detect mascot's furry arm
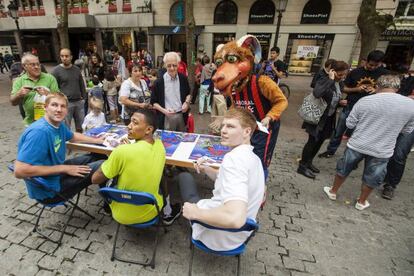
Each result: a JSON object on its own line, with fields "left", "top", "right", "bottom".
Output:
{"left": 258, "top": 75, "right": 288, "bottom": 121}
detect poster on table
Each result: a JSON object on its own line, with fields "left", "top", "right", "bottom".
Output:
{"left": 297, "top": 46, "right": 319, "bottom": 59}
{"left": 189, "top": 134, "right": 231, "bottom": 163}
{"left": 155, "top": 130, "right": 198, "bottom": 157}
{"left": 84, "top": 126, "right": 231, "bottom": 163}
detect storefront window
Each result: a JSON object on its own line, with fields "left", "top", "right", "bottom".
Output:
{"left": 170, "top": 1, "right": 185, "bottom": 25}
{"left": 213, "top": 33, "right": 236, "bottom": 54}
{"left": 285, "top": 34, "right": 334, "bottom": 75}
{"left": 214, "top": 1, "right": 238, "bottom": 24}
{"left": 135, "top": 31, "right": 148, "bottom": 52}
{"left": 249, "top": 0, "right": 275, "bottom": 24}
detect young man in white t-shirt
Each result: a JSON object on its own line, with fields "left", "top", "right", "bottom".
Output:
{"left": 179, "top": 108, "right": 265, "bottom": 251}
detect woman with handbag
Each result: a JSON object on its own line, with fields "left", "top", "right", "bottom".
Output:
{"left": 119, "top": 64, "right": 152, "bottom": 125}
{"left": 297, "top": 61, "right": 349, "bottom": 179}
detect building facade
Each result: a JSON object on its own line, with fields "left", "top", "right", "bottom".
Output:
{"left": 0, "top": 0, "right": 412, "bottom": 74}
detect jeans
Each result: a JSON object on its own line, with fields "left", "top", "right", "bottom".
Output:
{"left": 384, "top": 130, "right": 414, "bottom": 188}
{"left": 336, "top": 147, "right": 389, "bottom": 189}
{"left": 199, "top": 84, "right": 211, "bottom": 114}
{"left": 326, "top": 108, "right": 351, "bottom": 154}
{"left": 65, "top": 100, "right": 85, "bottom": 132}
{"left": 178, "top": 172, "right": 200, "bottom": 203}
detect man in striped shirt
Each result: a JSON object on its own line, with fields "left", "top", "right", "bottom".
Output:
{"left": 323, "top": 75, "right": 414, "bottom": 211}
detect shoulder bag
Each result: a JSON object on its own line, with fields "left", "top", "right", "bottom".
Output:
{"left": 297, "top": 93, "right": 327, "bottom": 125}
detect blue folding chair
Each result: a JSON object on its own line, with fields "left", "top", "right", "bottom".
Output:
{"left": 99, "top": 187, "right": 163, "bottom": 268}
{"left": 188, "top": 218, "right": 259, "bottom": 276}
{"left": 7, "top": 164, "right": 95, "bottom": 246}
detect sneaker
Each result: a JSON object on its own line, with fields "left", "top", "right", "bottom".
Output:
{"left": 318, "top": 151, "right": 334, "bottom": 158}
{"left": 162, "top": 203, "right": 182, "bottom": 225}
{"left": 355, "top": 200, "right": 370, "bottom": 211}
{"left": 382, "top": 186, "right": 394, "bottom": 200}
{"left": 323, "top": 186, "right": 336, "bottom": 200}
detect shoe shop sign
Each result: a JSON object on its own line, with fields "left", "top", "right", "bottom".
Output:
{"left": 301, "top": 0, "right": 331, "bottom": 24}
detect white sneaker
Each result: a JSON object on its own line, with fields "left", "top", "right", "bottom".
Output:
{"left": 323, "top": 186, "right": 336, "bottom": 200}
{"left": 355, "top": 200, "right": 370, "bottom": 211}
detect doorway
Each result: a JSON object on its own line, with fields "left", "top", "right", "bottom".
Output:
{"left": 384, "top": 43, "right": 414, "bottom": 73}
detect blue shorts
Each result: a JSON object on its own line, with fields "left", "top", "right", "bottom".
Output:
{"left": 336, "top": 147, "right": 389, "bottom": 188}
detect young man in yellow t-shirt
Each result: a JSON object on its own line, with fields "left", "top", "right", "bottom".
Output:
{"left": 92, "top": 109, "right": 181, "bottom": 224}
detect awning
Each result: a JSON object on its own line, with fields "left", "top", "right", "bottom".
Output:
{"left": 148, "top": 26, "right": 204, "bottom": 35}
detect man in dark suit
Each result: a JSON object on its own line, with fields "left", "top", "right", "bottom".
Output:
{"left": 151, "top": 52, "right": 191, "bottom": 131}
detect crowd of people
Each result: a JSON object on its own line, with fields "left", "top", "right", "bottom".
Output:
{"left": 6, "top": 39, "right": 414, "bottom": 256}
{"left": 296, "top": 50, "right": 414, "bottom": 209}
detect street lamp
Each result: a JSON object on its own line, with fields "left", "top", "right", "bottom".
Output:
{"left": 7, "top": 0, "right": 23, "bottom": 57}
{"left": 274, "top": 0, "right": 288, "bottom": 47}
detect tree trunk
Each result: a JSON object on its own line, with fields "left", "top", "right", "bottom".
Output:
{"left": 185, "top": 0, "right": 195, "bottom": 92}
{"left": 357, "top": 0, "right": 393, "bottom": 61}
{"left": 57, "top": 0, "right": 70, "bottom": 49}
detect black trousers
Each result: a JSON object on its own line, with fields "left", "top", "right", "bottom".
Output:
{"left": 301, "top": 134, "right": 326, "bottom": 165}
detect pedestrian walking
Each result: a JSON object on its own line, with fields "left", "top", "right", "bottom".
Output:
{"left": 297, "top": 61, "right": 349, "bottom": 179}
{"left": 52, "top": 48, "right": 87, "bottom": 133}
{"left": 4, "top": 51, "right": 14, "bottom": 70}
{"left": 191, "top": 58, "right": 203, "bottom": 104}
{"left": 119, "top": 64, "right": 152, "bottom": 125}
{"left": 151, "top": 52, "right": 191, "bottom": 132}
{"left": 110, "top": 46, "right": 127, "bottom": 81}
{"left": 0, "top": 53, "right": 5, "bottom": 73}
{"left": 323, "top": 75, "right": 414, "bottom": 211}
{"left": 10, "top": 53, "right": 59, "bottom": 126}
{"left": 198, "top": 56, "right": 216, "bottom": 114}
{"left": 103, "top": 70, "right": 121, "bottom": 123}
{"left": 382, "top": 74, "right": 414, "bottom": 199}
{"left": 318, "top": 50, "right": 389, "bottom": 158}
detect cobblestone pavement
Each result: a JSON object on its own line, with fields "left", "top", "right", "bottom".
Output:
{"left": 0, "top": 71, "right": 413, "bottom": 275}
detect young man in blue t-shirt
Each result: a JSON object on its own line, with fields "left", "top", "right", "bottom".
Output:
{"left": 14, "top": 92, "right": 105, "bottom": 204}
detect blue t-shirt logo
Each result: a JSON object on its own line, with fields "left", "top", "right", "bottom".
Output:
{"left": 54, "top": 136, "right": 62, "bottom": 153}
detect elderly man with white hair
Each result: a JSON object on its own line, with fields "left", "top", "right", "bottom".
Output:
{"left": 10, "top": 53, "right": 59, "bottom": 126}
{"left": 323, "top": 74, "right": 414, "bottom": 211}
{"left": 151, "top": 51, "right": 191, "bottom": 131}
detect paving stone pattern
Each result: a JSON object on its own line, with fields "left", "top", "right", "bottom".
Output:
{"left": 0, "top": 74, "right": 413, "bottom": 275}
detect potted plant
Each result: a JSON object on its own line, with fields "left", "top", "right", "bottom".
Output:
{"left": 80, "top": 1, "right": 88, "bottom": 13}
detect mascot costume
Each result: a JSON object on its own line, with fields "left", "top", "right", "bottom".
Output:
{"left": 212, "top": 35, "right": 288, "bottom": 179}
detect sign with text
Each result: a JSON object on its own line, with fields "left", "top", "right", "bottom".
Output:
{"left": 289, "top": 33, "right": 335, "bottom": 40}
{"left": 297, "top": 46, "right": 319, "bottom": 58}
{"left": 301, "top": 0, "right": 331, "bottom": 24}
{"left": 249, "top": 0, "right": 275, "bottom": 24}
{"left": 380, "top": 29, "right": 414, "bottom": 41}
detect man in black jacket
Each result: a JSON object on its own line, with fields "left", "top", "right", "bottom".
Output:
{"left": 151, "top": 52, "right": 191, "bottom": 131}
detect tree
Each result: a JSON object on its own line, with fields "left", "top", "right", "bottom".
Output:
{"left": 185, "top": 0, "right": 195, "bottom": 91}
{"left": 56, "top": 0, "right": 70, "bottom": 49}
{"left": 357, "top": 0, "right": 394, "bottom": 61}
